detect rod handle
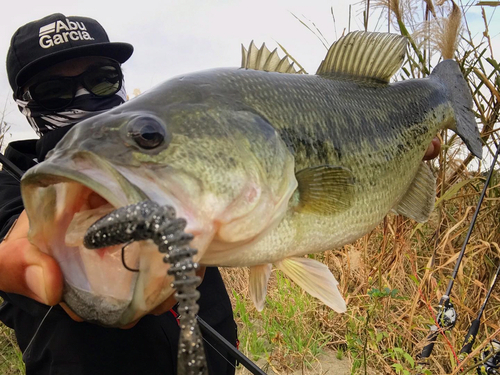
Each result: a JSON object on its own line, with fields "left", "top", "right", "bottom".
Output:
{"left": 419, "top": 330, "right": 439, "bottom": 361}
{"left": 460, "top": 319, "right": 481, "bottom": 357}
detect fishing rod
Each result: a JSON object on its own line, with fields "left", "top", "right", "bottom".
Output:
{"left": 197, "top": 315, "right": 266, "bottom": 375}
{"left": 0, "top": 150, "right": 266, "bottom": 375}
{"left": 418, "top": 141, "right": 500, "bottom": 366}
{"left": 459, "top": 259, "right": 500, "bottom": 360}
{"left": 0, "top": 151, "right": 23, "bottom": 181}
{"left": 456, "top": 260, "right": 500, "bottom": 375}
{"left": 477, "top": 340, "right": 500, "bottom": 374}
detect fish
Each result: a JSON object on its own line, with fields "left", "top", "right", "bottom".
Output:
{"left": 20, "top": 31, "right": 482, "bottom": 327}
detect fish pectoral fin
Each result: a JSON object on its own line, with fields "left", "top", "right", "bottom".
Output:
{"left": 316, "top": 31, "right": 407, "bottom": 84}
{"left": 295, "top": 165, "right": 355, "bottom": 215}
{"left": 394, "top": 162, "right": 436, "bottom": 223}
{"left": 276, "top": 257, "right": 346, "bottom": 313}
{"left": 249, "top": 264, "right": 273, "bottom": 312}
{"left": 241, "top": 41, "right": 305, "bottom": 74}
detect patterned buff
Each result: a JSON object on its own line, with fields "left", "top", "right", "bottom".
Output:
{"left": 15, "top": 85, "right": 127, "bottom": 137}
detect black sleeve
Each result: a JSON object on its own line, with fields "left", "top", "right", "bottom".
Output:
{"left": 0, "top": 170, "right": 24, "bottom": 240}
{"left": 0, "top": 153, "right": 237, "bottom": 375}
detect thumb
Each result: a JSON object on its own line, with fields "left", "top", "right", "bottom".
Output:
{"left": 0, "top": 214, "right": 63, "bottom": 305}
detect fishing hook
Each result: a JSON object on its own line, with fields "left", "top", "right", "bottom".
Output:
{"left": 0, "top": 153, "right": 264, "bottom": 375}
{"left": 121, "top": 241, "right": 140, "bottom": 272}
{"left": 84, "top": 201, "right": 208, "bottom": 375}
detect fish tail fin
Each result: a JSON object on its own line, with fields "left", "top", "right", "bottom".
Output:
{"left": 431, "top": 59, "right": 482, "bottom": 158}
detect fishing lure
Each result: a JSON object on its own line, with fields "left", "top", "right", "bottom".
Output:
{"left": 83, "top": 201, "right": 208, "bottom": 375}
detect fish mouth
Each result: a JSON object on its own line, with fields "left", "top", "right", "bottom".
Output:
{"left": 21, "top": 151, "right": 172, "bottom": 326}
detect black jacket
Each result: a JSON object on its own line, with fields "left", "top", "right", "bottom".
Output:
{"left": 0, "top": 126, "right": 237, "bottom": 375}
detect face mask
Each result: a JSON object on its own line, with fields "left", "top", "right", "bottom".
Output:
{"left": 15, "top": 86, "right": 127, "bottom": 137}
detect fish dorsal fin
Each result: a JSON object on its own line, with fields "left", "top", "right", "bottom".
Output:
{"left": 295, "top": 165, "right": 355, "bottom": 215}
{"left": 249, "top": 264, "right": 272, "bottom": 311}
{"left": 276, "top": 257, "right": 346, "bottom": 313}
{"left": 316, "top": 31, "right": 408, "bottom": 83}
{"left": 393, "top": 162, "right": 436, "bottom": 223}
{"left": 241, "top": 41, "right": 304, "bottom": 74}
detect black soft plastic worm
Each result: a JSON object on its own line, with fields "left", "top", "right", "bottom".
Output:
{"left": 83, "top": 201, "right": 208, "bottom": 375}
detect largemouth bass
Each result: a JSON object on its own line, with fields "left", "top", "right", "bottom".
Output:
{"left": 21, "top": 31, "right": 481, "bottom": 326}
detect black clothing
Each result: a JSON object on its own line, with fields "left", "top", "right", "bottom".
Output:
{"left": 0, "top": 130, "right": 237, "bottom": 375}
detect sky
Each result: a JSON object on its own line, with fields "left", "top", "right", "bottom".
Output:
{"left": 0, "top": 0, "right": 498, "bottom": 146}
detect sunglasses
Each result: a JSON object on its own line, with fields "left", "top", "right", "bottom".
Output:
{"left": 21, "top": 61, "right": 123, "bottom": 111}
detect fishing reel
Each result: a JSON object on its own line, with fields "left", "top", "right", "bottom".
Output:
{"left": 436, "top": 298, "right": 457, "bottom": 331}
{"left": 477, "top": 340, "right": 500, "bottom": 374}
{"left": 417, "top": 299, "right": 457, "bottom": 364}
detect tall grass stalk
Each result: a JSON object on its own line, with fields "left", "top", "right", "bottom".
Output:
{"left": 224, "top": 1, "right": 500, "bottom": 373}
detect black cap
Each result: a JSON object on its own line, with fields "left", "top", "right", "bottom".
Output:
{"left": 7, "top": 13, "right": 134, "bottom": 94}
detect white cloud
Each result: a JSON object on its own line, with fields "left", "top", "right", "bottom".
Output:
{"left": 1, "top": 0, "right": 497, "bottom": 144}
{"left": 1, "top": 0, "right": 348, "bottom": 142}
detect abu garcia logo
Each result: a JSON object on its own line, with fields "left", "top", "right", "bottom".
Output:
{"left": 39, "top": 19, "right": 94, "bottom": 49}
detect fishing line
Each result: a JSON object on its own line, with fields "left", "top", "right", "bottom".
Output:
{"left": 0, "top": 153, "right": 261, "bottom": 373}
{"left": 22, "top": 306, "right": 53, "bottom": 361}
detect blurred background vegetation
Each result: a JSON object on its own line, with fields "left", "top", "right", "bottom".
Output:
{"left": 227, "top": 0, "right": 499, "bottom": 373}
{"left": 0, "top": 0, "right": 498, "bottom": 374}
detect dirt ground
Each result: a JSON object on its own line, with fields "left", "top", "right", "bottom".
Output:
{"left": 235, "top": 349, "right": 353, "bottom": 375}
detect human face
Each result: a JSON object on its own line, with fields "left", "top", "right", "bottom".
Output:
{"left": 21, "top": 57, "right": 123, "bottom": 110}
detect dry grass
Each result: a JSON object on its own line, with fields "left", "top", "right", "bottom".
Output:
{"left": 222, "top": 177, "right": 500, "bottom": 374}
{"left": 0, "top": 300, "right": 24, "bottom": 375}
{"left": 0, "top": 1, "right": 498, "bottom": 374}
{"left": 222, "top": 1, "right": 500, "bottom": 374}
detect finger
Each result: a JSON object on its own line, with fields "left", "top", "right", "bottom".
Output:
{"left": 0, "top": 212, "right": 63, "bottom": 305}
{"left": 423, "top": 137, "right": 441, "bottom": 160}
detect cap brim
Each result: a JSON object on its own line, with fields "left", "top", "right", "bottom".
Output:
{"left": 16, "top": 42, "right": 133, "bottom": 88}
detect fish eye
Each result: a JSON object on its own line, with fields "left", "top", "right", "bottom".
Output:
{"left": 127, "top": 116, "right": 168, "bottom": 150}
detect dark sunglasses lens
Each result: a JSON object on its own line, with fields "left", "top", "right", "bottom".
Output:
{"left": 83, "top": 65, "right": 122, "bottom": 97}
{"left": 31, "top": 79, "right": 74, "bottom": 110}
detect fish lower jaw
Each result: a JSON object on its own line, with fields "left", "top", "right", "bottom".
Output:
{"left": 28, "top": 181, "right": 147, "bottom": 318}
{"left": 63, "top": 283, "right": 131, "bottom": 326}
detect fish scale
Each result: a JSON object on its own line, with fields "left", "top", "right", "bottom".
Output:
{"left": 21, "top": 31, "right": 481, "bottom": 326}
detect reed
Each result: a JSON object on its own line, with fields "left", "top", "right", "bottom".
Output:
{"left": 224, "top": 1, "right": 500, "bottom": 373}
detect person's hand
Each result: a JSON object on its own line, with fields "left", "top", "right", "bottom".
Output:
{"left": 0, "top": 210, "right": 63, "bottom": 305}
{"left": 423, "top": 137, "right": 441, "bottom": 160}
